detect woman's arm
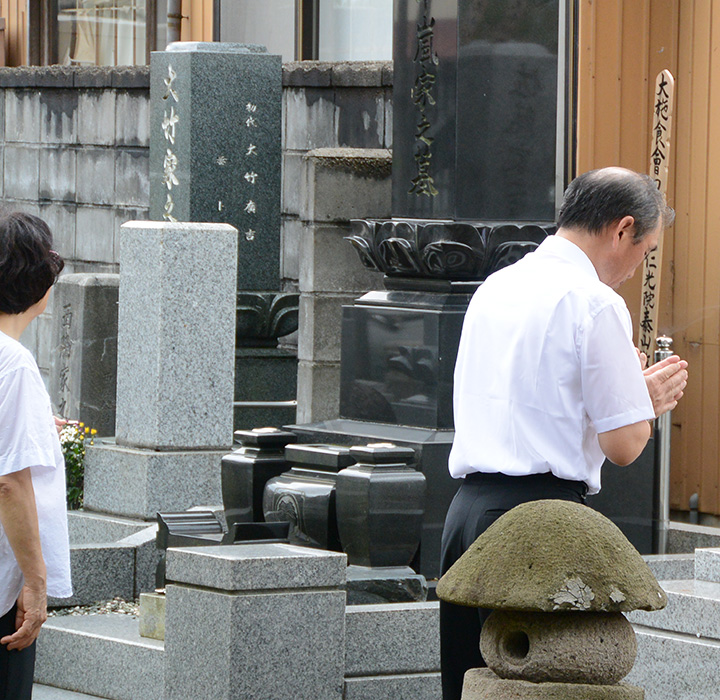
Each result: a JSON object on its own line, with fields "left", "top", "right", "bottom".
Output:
{"left": 0, "top": 466, "right": 47, "bottom": 651}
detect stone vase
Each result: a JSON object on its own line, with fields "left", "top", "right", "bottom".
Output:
{"left": 335, "top": 443, "right": 426, "bottom": 567}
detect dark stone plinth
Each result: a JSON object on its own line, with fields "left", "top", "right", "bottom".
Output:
{"left": 236, "top": 292, "right": 299, "bottom": 347}
{"left": 346, "top": 565, "right": 428, "bottom": 605}
{"left": 149, "top": 43, "right": 282, "bottom": 291}
{"left": 347, "top": 219, "right": 552, "bottom": 281}
{"left": 234, "top": 346, "right": 298, "bottom": 431}
{"left": 392, "top": 0, "right": 564, "bottom": 221}
{"left": 285, "top": 419, "right": 456, "bottom": 579}
{"left": 587, "top": 439, "right": 655, "bottom": 554}
{"left": 221, "top": 428, "right": 297, "bottom": 526}
{"left": 339, "top": 289, "right": 472, "bottom": 430}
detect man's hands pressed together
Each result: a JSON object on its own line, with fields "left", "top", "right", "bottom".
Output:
{"left": 643, "top": 354, "right": 689, "bottom": 417}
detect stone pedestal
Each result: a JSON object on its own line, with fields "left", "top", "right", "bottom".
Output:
{"left": 164, "top": 544, "right": 347, "bottom": 700}
{"left": 49, "top": 272, "right": 119, "bottom": 436}
{"left": 462, "top": 669, "right": 644, "bottom": 699}
{"left": 84, "top": 221, "right": 237, "bottom": 519}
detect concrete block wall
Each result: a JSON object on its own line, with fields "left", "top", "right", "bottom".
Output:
{"left": 0, "top": 66, "right": 150, "bottom": 385}
{"left": 0, "top": 62, "right": 393, "bottom": 405}
{"left": 281, "top": 61, "right": 392, "bottom": 288}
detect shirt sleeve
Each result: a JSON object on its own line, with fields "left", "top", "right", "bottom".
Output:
{"left": 579, "top": 301, "right": 655, "bottom": 434}
{"left": 0, "top": 366, "right": 58, "bottom": 477}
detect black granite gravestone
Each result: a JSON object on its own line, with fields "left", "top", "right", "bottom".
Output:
{"left": 289, "top": 2, "right": 570, "bottom": 579}
{"left": 149, "top": 43, "right": 282, "bottom": 291}
{"left": 393, "top": 0, "right": 564, "bottom": 221}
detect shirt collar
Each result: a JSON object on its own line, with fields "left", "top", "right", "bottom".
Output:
{"left": 536, "top": 234, "right": 600, "bottom": 281}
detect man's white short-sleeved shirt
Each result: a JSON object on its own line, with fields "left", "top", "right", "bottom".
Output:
{"left": 0, "top": 331, "right": 72, "bottom": 618}
{"left": 449, "top": 235, "right": 655, "bottom": 494}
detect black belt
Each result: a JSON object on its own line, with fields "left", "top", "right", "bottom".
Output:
{"left": 464, "top": 470, "right": 588, "bottom": 499}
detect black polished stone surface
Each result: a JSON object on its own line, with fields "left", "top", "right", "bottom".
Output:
{"left": 347, "top": 219, "right": 552, "bottom": 281}
{"left": 392, "top": 0, "right": 562, "bottom": 221}
{"left": 286, "top": 419, "right": 456, "bottom": 578}
{"left": 586, "top": 438, "right": 655, "bottom": 555}
{"left": 263, "top": 444, "right": 356, "bottom": 550}
{"left": 149, "top": 45, "right": 282, "bottom": 291}
{"left": 337, "top": 445, "right": 426, "bottom": 567}
{"left": 346, "top": 565, "right": 428, "bottom": 605}
{"left": 221, "top": 428, "right": 297, "bottom": 526}
{"left": 339, "top": 290, "right": 472, "bottom": 430}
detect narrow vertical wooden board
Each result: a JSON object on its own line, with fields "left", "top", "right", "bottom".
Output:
{"left": 637, "top": 69, "right": 674, "bottom": 355}
{"left": 619, "top": 0, "right": 651, "bottom": 171}
{"left": 575, "top": 0, "right": 597, "bottom": 171}
{"left": 685, "top": 0, "right": 711, "bottom": 345}
{"left": 670, "top": 0, "right": 696, "bottom": 512}
{"left": 700, "top": 343, "right": 720, "bottom": 514}
{"left": 590, "top": 0, "right": 623, "bottom": 166}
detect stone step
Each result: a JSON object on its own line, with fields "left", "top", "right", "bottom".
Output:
{"left": 34, "top": 614, "right": 164, "bottom": 700}
{"left": 643, "top": 552, "right": 695, "bottom": 581}
{"left": 49, "top": 512, "right": 159, "bottom": 607}
{"left": 627, "top": 579, "right": 720, "bottom": 640}
{"left": 694, "top": 547, "right": 720, "bottom": 583}
{"left": 34, "top": 685, "right": 110, "bottom": 699}
{"left": 626, "top": 626, "right": 720, "bottom": 700}
{"left": 68, "top": 510, "right": 152, "bottom": 545}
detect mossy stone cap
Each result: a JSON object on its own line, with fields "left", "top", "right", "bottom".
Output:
{"left": 437, "top": 499, "right": 667, "bottom": 612}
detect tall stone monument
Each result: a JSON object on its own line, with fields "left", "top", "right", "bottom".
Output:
{"left": 290, "top": 0, "right": 570, "bottom": 578}
{"left": 149, "top": 42, "right": 298, "bottom": 430}
{"left": 83, "top": 221, "right": 238, "bottom": 519}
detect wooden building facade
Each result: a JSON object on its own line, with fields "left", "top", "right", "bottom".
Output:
{"left": 577, "top": 0, "right": 720, "bottom": 520}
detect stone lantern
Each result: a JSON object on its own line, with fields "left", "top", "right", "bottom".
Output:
{"left": 437, "top": 500, "right": 667, "bottom": 699}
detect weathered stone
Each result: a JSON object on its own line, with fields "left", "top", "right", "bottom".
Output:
{"left": 139, "top": 591, "right": 166, "bottom": 641}
{"left": 480, "top": 611, "right": 636, "bottom": 685}
{"left": 437, "top": 500, "right": 667, "bottom": 612}
{"left": 462, "top": 668, "right": 644, "bottom": 700}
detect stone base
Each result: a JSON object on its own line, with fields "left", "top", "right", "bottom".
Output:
{"left": 84, "top": 439, "right": 226, "bottom": 519}
{"left": 139, "top": 591, "right": 166, "bottom": 641}
{"left": 462, "top": 669, "right": 644, "bottom": 699}
{"left": 346, "top": 565, "right": 428, "bottom": 604}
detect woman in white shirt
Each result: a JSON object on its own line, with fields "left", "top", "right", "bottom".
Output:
{"left": 0, "top": 212, "right": 72, "bottom": 700}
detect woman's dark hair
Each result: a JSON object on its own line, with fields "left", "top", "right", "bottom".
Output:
{"left": 558, "top": 168, "right": 675, "bottom": 241}
{"left": 0, "top": 212, "right": 64, "bottom": 314}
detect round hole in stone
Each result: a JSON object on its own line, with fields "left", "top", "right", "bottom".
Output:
{"left": 500, "top": 630, "right": 530, "bottom": 662}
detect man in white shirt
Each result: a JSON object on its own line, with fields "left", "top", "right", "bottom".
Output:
{"left": 440, "top": 167, "right": 689, "bottom": 700}
{"left": 0, "top": 212, "right": 72, "bottom": 700}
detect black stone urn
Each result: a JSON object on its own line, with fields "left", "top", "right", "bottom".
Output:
{"left": 336, "top": 443, "right": 426, "bottom": 567}
{"left": 221, "top": 427, "right": 298, "bottom": 526}
{"left": 262, "top": 444, "right": 355, "bottom": 550}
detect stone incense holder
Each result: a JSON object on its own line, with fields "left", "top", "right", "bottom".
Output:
{"left": 437, "top": 499, "right": 667, "bottom": 699}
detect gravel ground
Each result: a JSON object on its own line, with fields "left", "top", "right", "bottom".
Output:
{"left": 48, "top": 597, "right": 139, "bottom": 618}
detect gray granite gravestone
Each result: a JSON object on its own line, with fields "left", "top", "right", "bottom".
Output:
{"left": 49, "top": 273, "right": 119, "bottom": 436}
{"left": 83, "top": 221, "right": 238, "bottom": 519}
{"left": 149, "top": 42, "right": 298, "bottom": 430}
{"left": 149, "top": 42, "right": 281, "bottom": 291}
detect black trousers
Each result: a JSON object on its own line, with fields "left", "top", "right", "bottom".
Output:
{"left": 439, "top": 471, "right": 587, "bottom": 700}
{"left": 0, "top": 604, "right": 36, "bottom": 700}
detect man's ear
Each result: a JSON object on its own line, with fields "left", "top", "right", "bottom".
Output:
{"left": 615, "top": 215, "right": 636, "bottom": 243}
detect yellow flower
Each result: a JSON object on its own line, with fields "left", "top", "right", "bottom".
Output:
{"left": 84, "top": 426, "right": 90, "bottom": 434}
{"left": 91, "top": 428, "right": 97, "bottom": 435}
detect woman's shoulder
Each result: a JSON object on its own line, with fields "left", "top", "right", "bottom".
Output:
{"left": 0, "top": 332, "right": 39, "bottom": 379}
